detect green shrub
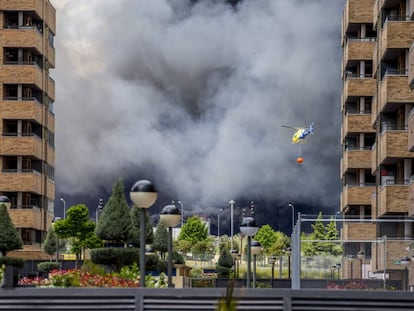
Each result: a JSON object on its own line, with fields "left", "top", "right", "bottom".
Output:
{"left": 80, "top": 259, "right": 106, "bottom": 275}
{"left": 0, "top": 256, "right": 25, "bottom": 268}
{"left": 216, "top": 249, "right": 233, "bottom": 278}
{"left": 90, "top": 247, "right": 139, "bottom": 271}
{"left": 37, "top": 261, "right": 61, "bottom": 273}
{"left": 172, "top": 251, "right": 185, "bottom": 265}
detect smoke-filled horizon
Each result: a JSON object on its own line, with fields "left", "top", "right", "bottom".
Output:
{"left": 54, "top": 0, "right": 346, "bottom": 223}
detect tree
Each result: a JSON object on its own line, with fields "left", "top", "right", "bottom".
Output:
{"left": 254, "top": 224, "right": 277, "bottom": 255}
{"left": 311, "top": 212, "right": 327, "bottom": 254}
{"left": 178, "top": 216, "right": 208, "bottom": 244}
{"left": 216, "top": 248, "right": 233, "bottom": 278}
{"left": 153, "top": 221, "right": 168, "bottom": 259}
{"left": 268, "top": 231, "right": 290, "bottom": 256}
{"left": 129, "top": 207, "right": 154, "bottom": 246}
{"left": 325, "top": 217, "right": 342, "bottom": 256}
{"left": 54, "top": 204, "right": 99, "bottom": 266}
{"left": 42, "top": 226, "right": 66, "bottom": 261}
{"left": 95, "top": 179, "right": 133, "bottom": 245}
{"left": 0, "top": 205, "right": 23, "bottom": 256}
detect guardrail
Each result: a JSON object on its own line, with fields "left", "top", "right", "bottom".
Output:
{"left": 0, "top": 287, "right": 414, "bottom": 310}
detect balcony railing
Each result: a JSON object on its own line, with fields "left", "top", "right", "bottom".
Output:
{"left": 1, "top": 169, "right": 41, "bottom": 174}
{"left": 3, "top": 96, "right": 43, "bottom": 104}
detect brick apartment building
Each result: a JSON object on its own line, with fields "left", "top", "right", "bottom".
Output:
{"left": 341, "top": 0, "right": 414, "bottom": 286}
{"left": 0, "top": 0, "right": 56, "bottom": 260}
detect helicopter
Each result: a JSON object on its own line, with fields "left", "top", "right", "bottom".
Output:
{"left": 282, "top": 122, "right": 314, "bottom": 144}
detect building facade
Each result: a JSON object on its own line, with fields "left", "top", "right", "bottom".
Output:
{"left": 0, "top": 0, "right": 56, "bottom": 259}
{"left": 341, "top": 0, "right": 414, "bottom": 286}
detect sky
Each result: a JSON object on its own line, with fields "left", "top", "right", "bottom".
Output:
{"left": 53, "top": 0, "right": 346, "bottom": 233}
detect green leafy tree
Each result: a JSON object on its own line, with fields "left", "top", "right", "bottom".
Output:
{"left": 301, "top": 232, "right": 315, "bottom": 256}
{"left": 174, "top": 239, "right": 192, "bottom": 255}
{"left": 43, "top": 226, "right": 66, "bottom": 261}
{"left": 178, "top": 216, "right": 208, "bottom": 244}
{"left": 54, "top": 204, "right": 100, "bottom": 266}
{"left": 129, "top": 207, "right": 154, "bottom": 246}
{"left": 325, "top": 217, "right": 342, "bottom": 256}
{"left": 311, "top": 212, "right": 327, "bottom": 254}
{"left": 153, "top": 221, "right": 168, "bottom": 259}
{"left": 0, "top": 205, "right": 23, "bottom": 256}
{"left": 254, "top": 224, "right": 277, "bottom": 255}
{"left": 95, "top": 179, "right": 133, "bottom": 245}
{"left": 268, "top": 231, "right": 290, "bottom": 256}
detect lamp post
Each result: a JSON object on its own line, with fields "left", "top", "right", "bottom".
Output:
{"left": 400, "top": 256, "right": 411, "bottom": 291}
{"left": 288, "top": 203, "right": 295, "bottom": 233}
{"left": 95, "top": 198, "right": 103, "bottom": 224}
{"left": 130, "top": 180, "right": 157, "bottom": 287}
{"left": 0, "top": 195, "right": 11, "bottom": 209}
{"left": 346, "top": 254, "right": 356, "bottom": 279}
{"left": 52, "top": 217, "right": 61, "bottom": 263}
{"left": 229, "top": 200, "right": 235, "bottom": 251}
{"left": 60, "top": 198, "right": 66, "bottom": 219}
{"left": 251, "top": 240, "right": 262, "bottom": 288}
{"left": 357, "top": 250, "right": 365, "bottom": 279}
{"left": 269, "top": 255, "right": 276, "bottom": 287}
{"left": 231, "top": 249, "right": 239, "bottom": 279}
{"left": 240, "top": 216, "right": 258, "bottom": 288}
{"left": 160, "top": 204, "right": 181, "bottom": 288}
{"left": 217, "top": 208, "right": 224, "bottom": 237}
{"left": 177, "top": 201, "right": 184, "bottom": 227}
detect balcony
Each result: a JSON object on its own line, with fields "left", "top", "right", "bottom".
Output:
{"left": 343, "top": 39, "right": 375, "bottom": 71}
{"left": 378, "top": 20, "right": 414, "bottom": 61}
{"left": 0, "top": 64, "right": 43, "bottom": 89}
{"left": 379, "top": 74, "right": 414, "bottom": 113}
{"left": 342, "top": 0, "right": 374, "bottom": 43}
{"left": 8, "top": 207, "right": 44, "bottom": 231}
{"left": 0, "top": 170, "right": 42, "bottom": 193}
{"left": 341, "top": 148, "right": 372, "bottom": 176}
{"left": 377, "top": 182, "right": 409, "bottom": 217}
{"left": 408, "top": 109, "right": 414, "bottom": 151}
{"left": 377, "top": 128, "right": 413, "bottom": 165}
{"left": 372, "top": 239, "right": 411, "bottom": 273}
{"left": 47, "top": 77, "right": 55, "bottom": 101}
{"left": 341, "top": 184, "right": 376, "bottom": 210}
{"left": 409, "top": 43, "right": 414, "bottom": 90}
{"left": 343, "top": 112, "right": 374, "bottom": 134}
{"left": 0, "top": 134, "right": 42, "bottom": 159}
{"left": 0, "top": 28, "right": 43, "bottom": 52}
{"left": 408, "top": 179, "right": 414, "bottom": 217}
{"left": 342, "top": 222, "right": 376, "bottom": 240}
{"left": 343, "top": 76, "right": 376, "bottom": 100}
{"left": 1, "top": 0, "right": 56, "bottom": 34}
{"left": 0, "top": 99, "right": 43, "bottom": 124}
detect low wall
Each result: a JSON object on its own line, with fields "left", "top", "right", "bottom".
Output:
{"left": 0, "top": 287, "right": 414, "bottom": 310}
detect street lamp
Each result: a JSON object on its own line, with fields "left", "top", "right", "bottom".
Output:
{"left": 217, "top": 208, "right": 224, "bottom": 237}
{"left": 60, "top": 198, "right": 66, "bottom": 219}
{"left": 160, "top": 204, "right": 181, "bottom": 288}
{"left": 0, "top": 195, "right": 11, "bottom": 209}
{"left": 251, "top": 240, "right": 262, "bottom": 288}
{"left": 240, "top": 216, "right": 258, "bottom": 288}
{"left": 400, "top": 256, "right": 411, "bottom": 291}
{"left": 288, "top": 203, "right": 295, "bottom": 233}
{"left": 346, "top": 254, "right": 356, "bottom": 279}
{"left": 231, "top": 249, "right": 239, "bottom": 278}
{"left": 269, "top": 255, "right": 277, "bottom": 286}
{"left": 357, "top": 250, "right": 365, "bottom": 279}
{"left": 95, "top": 198, "right": 103, "bottom": 223}
{"left": 130, "top": 180, "right": 157, "bottom": 287}
{"left": 177, "top": 201, "right": 184, "bottom": 227}
{"left": 229, "top": 200, "right": 235, "bottom": 250}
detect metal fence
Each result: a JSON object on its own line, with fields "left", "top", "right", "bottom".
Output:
{"left": 1, "top": 287, "right": 414, "bottom": 311}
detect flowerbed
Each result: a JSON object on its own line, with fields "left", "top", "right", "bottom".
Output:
{"left": 18, "top": 269, "right": 168, "bottom": 288}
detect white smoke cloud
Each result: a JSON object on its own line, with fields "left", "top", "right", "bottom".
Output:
{"left": 53, "top": 0, "right": 345, "bottom": 212}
